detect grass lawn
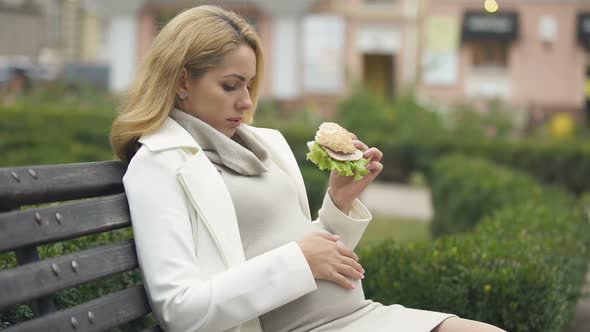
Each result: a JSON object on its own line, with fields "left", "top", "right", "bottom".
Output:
{"left": 358, "top": 215, "right": 431, "bottom": 247}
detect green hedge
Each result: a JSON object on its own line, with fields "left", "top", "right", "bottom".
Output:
{"left": 428, "top": 154, "right": 574, "bottom": 237}
{"left": 359, "top": 155, "right": 590, "bottom": 331}
{"left": 375, "top": 136, "right": 590, "bottom": 195}
{"left": 0, "top": 105, "right": 116, "bottom": 166}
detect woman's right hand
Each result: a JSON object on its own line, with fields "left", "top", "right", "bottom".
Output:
{"left": 297, "top": 232, "right": 365, "bottom": 289}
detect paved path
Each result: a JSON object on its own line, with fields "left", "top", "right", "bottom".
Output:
{"left": 359, "top": 182, "right": 433, "bottom": 221}
{"left": 564, "top": 269, "right": 590, "bottom": 332}
{"left": 361, "top": 181, "right": 590, "bottom": 332}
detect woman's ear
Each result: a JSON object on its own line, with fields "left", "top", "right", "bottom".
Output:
{"left": 177, "top": 67, "right": 189, "bottom": 99}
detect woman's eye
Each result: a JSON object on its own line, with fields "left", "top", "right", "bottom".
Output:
{"left": 222, "top": 84, "right": 237, "bottom": 92}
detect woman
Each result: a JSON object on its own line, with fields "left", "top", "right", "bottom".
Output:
{"left": 110, "top": 6, "right": 505, "bottom": 332}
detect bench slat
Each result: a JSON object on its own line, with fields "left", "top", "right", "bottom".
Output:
{"left": 0, "top": 240, "right": 138, "bottom": 309}
{"left": 0, "top": 161, "right": 126, "bottom": 210}
{"left": 14, "top": 245, "right": 57, "bottom": 315}
{"left": 2, "top": 285, "right": 152, "bottom": 332}
{"left": 0, "top": 193, "right": 130, "bottom": 253}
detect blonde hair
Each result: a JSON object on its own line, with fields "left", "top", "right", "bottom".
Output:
{"left": 110, "top": 5, "right": 264, "bottom": 163}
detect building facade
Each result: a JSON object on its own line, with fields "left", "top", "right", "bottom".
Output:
{"left": 91, "top": 0, "right": 420, "bottom": 113}
{"left": 419, "top": 0, "right": 590, "bottom": 119}
{"left": 76, "top": 0, "right": 590, "bottom": 118}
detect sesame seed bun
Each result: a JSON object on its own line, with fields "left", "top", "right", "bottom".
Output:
{"left": 315, "top": 122, "right": 357, "bottom": 154}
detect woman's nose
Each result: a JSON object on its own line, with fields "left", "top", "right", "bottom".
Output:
{"left": 238, "top": 91, "right": 253, "bottom": 110}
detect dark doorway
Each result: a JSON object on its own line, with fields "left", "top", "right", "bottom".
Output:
{"left": 362, "top": 53, "right": 395, "bottom": 100}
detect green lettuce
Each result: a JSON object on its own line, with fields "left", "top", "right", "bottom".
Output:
{"left": 306, "top": 142, "right": 370, "bottom": 181}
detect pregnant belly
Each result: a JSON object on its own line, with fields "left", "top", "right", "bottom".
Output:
{"left": 260, "top": 278, "right": 369, "bottom": 332}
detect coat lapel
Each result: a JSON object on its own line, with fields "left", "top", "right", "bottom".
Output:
{"left": 176, "top": 151, "right": 245, "bottom": 268}
{"left": 250, "top": 127, "right": 312, "bottom": 221}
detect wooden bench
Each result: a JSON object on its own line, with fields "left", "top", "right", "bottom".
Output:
{"left": 0, "top": 161, "right": 161, "bottom": 332}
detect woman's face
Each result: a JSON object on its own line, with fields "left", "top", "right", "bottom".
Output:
{"left": 178, "top": 43, "right": 257, "bottom": 138}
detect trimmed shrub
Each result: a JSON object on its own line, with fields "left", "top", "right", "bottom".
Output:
{"left": 428, "top": 154, "right": 573, "bottom": 236}
{"left": 337, "top": 85, "right": 394, "bottom": 137}
{"left": 359, "top": 156, "right": 590, "bottom": 332}
{"left": 0, "top": 105, "right": 116, "bottom": 166}
{"left": 376, "top": 135, "right": 590, "bottom": 195}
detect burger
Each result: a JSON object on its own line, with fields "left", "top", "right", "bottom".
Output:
{"left": 306, "top": 122, "right": 370, "bottom": 180}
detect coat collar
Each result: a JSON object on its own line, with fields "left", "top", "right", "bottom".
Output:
{"left": 139, "top": 117, "right": 200, "bottom": 153}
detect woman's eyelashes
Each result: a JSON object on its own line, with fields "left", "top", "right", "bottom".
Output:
{"left": 222, "top": 84, "right": 237, "bottom": 92}
{"left": 222, "top": 83, "right": 252, "bottom": 92}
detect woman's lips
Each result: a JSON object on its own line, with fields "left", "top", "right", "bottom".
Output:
{"left": 227, "top": 118, "right": 241, "bottom": 127}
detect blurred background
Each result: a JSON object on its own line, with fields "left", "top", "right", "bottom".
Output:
{"left": 2, "top": 1, "right": 590, "bottom": 331}
{"left": 2, "top": 0, "right": 590, "bottom": 127}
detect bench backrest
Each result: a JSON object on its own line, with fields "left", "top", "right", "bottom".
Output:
{"left": 0, "top": 161, "right": 161, "bottom": 332}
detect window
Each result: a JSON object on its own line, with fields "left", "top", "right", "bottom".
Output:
{"left": 303, "top": 15, "right": 345, "bottom": 93}
{"left": 471, "top": 40, "right": 508, "bottom": 68}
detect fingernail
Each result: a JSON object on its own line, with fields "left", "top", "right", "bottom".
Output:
{"left": 351, "top": 284, "right": 356, "bottom": 289}
{"left": 360, "top": 274, "right": 365, "bottom": 279}
{"left": 362, "top": 268, "right": 365, "bottom": 273}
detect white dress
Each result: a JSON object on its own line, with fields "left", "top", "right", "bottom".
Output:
{"left": 169, "top": 109, "right": 457, "bottom": 332}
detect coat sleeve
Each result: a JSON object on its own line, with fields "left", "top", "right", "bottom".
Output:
{"left": 311, "top": 189, "right": 372, "bottom": 250}
{"left": 123, "top": 149, "right": 317, "bottom": 332}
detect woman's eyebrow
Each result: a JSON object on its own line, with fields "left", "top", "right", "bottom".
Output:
{"left": 223, "top": 73, "right": 256, "bottom": 81}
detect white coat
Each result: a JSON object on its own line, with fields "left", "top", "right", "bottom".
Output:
{"left": 123, "top": 117, "right": 372, "bottom": 332}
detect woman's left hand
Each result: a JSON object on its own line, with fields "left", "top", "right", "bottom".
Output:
{"left": 328, "top": 135, "right": 383, "bottom": 214}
